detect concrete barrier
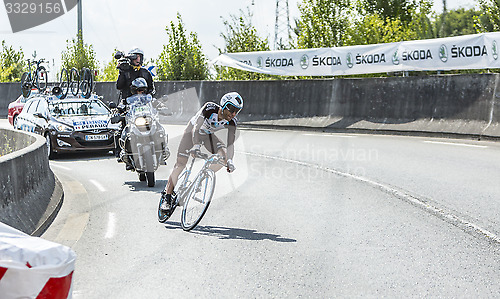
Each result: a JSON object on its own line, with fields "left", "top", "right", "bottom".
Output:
{"left": 2, "top": 74, "right": 500, "bottom": 138}
{"left": 0, "top": 128, "right": 63, "bottom": 236}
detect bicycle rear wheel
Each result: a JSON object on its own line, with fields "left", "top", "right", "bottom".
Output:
{"left": 21, "top": 72, "right": 32, "bottom": 98}
{"left": 181, "top": 169, "right": 216, "bottom": 231}
{"left": 80, "top": 67, "right": 93, "bottom": 99}
{"left": 70, "top": 68, "right": 80, "bottom": 96}
{"left": 59, "top": 68, "right": 70, "bottom": 99}
{"left": 157, "top": 170, "right": 188, "bottom": 223}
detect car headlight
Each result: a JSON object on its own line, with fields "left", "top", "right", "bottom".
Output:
{"left": 53, "top": 123, "right": 73, "bottom": 132}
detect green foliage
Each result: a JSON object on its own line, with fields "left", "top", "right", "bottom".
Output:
{"left": 296, "top": 0, "right": 352, "bottom": 48}
{"left": 346, "top": 0, "right": 433, "bottom": 45}
{"left": 358, "top": 0, "right": 420, "bottom": 24}
{"left": 100, "top": 50, "right": 119, "bottom": 82}
{"left": 156, "top": 13, "right": 209, "bottom": 81}
{"left": 435, "top": 8, "right": 482, "bottom": 37}
{"left": 61, "top": 32, "right": 99, "bottom": 74}
{"left": 0, "top": 40, "right": 25, "bottom": 82}
{"left": 216, "top": 8, "right": 272, "bottom": 80}
{"left": 476, "top": 0, "right": 500, "bottom": 32}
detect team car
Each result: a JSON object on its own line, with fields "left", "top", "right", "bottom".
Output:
{"left": 7, "top": 90, "right": 40, "bottom": 127}
{"left": 15, "top": 94, "right": 119, "bottom": 158}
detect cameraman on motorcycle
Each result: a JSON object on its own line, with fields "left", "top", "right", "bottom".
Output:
{"left": 115, "top": 48, "right": 155, "bottom": 159}
{"left": 116, "top": 48, "right": 155, "bottom": 101}
{"left": 117, "top": 78, "right": 169, "bottom": 170}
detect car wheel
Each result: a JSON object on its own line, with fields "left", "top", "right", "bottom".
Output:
{"left": 45, "top": 133, "right": 56, "bottom": 159}
{"left": 12, "top": 115, "right": 18, "bottom": 128}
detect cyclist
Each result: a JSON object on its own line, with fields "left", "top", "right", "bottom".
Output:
{"left": 116, "top": 48, "right": 155, "bottom": 102}
{"left": 160, "top": 92, "right": 244, "bottom": 212}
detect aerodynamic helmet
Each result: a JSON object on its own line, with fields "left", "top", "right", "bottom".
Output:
{"left": 220, "top": 92, "right": 243, "bottom": 115}
{"left": 130, "top": 77, "right": 148, "bottom": 94}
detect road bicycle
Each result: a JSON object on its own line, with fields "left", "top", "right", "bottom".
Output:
{"left": 67, "top": 67, "right": 94, "bottom": 98}
{"left": 158, "top": 151, "right": 226, "bottom": 231}
{"left": 21, "top": 59, "right": 47, "bottom": 97}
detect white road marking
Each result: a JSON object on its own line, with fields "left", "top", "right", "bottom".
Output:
{"left": 89, "top": 179, "right": 106, "bottom": 192}
{"left": 105, "top": 212, "right": 116, "bottom": 239}
{"left": 423, "top": 140, "right": 488, "bottom": 148}
{"left": 302, "top": 133, "right": 356, "bottom": 138}
{"left": 56, "top": 213, "right": 89, "bottom": 242}
{"left": 50, "top": 163, "right": 72, "bottom": 171}
{"left": 242, "top": 151, "right": 500, "bottom": 245}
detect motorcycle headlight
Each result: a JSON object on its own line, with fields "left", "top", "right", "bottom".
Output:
{"left": 135, "top": 116, "right": 151, "bottom": 127}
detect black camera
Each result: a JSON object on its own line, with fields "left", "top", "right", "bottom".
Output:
{"left": 115, "top": 51, "right": 134, "bottom": 71}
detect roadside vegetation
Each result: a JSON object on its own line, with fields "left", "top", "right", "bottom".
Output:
{"left": 1, "top": 0, "right": 499, "bottom": 82}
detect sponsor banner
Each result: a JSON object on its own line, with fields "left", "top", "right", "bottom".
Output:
{"left": 73, "top": 119, "right": 108, "bottom": 131}
{"left": 211, "top": 32, "right": 500, "bottom": 76}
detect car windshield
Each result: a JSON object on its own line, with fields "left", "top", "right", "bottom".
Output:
{"left": 49, "top": 100, "right": 109, "bottom": 117}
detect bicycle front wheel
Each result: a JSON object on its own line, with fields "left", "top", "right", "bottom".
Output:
{"left": 181, "top": 169, "right": 216, "bottom": 231}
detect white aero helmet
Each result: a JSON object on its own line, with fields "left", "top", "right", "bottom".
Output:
{"left": 128, "top": 47, "right": 144, "bottom": 65}
{"left": 220, "top": 92, "right": 243, "bottom": 115}
{"left": 130, "top": 77, "right": 148, "bottom": 94}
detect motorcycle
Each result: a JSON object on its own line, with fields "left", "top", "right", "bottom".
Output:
{"left": 110, "top": 94, "right": 169, "bottom": 187}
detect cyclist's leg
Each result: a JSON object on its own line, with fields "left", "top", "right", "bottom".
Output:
{"left": 166, "top": 156, "right": 188, "bottom": 194}
{"left": 205, "top": 134, "right": 226, "bottom": 172}
{"left": 165, "top": 126, "right": 192, "bottom": 194}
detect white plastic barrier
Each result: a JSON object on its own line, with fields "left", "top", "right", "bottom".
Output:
{"left": 0, "top": 222, "right": 76, "bottom": 299}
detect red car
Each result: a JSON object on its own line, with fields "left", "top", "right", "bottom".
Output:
{"left": 8, "top": 90, "right": 38, "bottom": 126}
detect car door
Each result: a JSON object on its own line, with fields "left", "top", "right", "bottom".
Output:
{"left": 31, "top": 99, "right": 50, "bottom": 135}
{"left": 15, "top": 99, "right": 37, "bottom": 132}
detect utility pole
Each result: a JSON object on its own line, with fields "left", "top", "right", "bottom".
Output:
{"left": 77, "top": 0, "right": 83, "bottom": 41}
{"left": 274, "top": 0, "right": 291, "bottom": 50}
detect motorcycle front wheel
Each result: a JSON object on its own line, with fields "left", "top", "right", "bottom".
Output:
{"left": 146, "top": 172, "right": 155, "bottom": 187}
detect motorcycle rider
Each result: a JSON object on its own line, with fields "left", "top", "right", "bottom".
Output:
{"left": 160, "top": 92, "right": 243, "bottom": 213}
{"left": 118, "top": 78, "right": 169, "bottom": 170}
{"left": 115, "top": 48, "right": 154, "bottom": 158}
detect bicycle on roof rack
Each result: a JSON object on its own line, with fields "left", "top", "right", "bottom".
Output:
{"left": 21, "top": 59, "right": 48, "bottom": 98}
{"left": 55, "top": 67, "right": 94, "bottom": 99}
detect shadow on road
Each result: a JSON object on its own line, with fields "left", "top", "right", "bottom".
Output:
{"left": 163, "top": 221, "right": 296, "bottom": 243}
{"left": 123, "top": 179, "right": 168, "bottom": 192}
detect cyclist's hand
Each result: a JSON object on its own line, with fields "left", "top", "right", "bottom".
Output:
{"left": 227, "top": 159, "right": 236, "bottom": 173}
{"left": 189, "top": 144, "right": 201, "bottom": 157}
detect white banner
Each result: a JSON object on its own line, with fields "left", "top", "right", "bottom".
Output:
{"left": 211, "top": 32, "right": 500, "bottom": 76}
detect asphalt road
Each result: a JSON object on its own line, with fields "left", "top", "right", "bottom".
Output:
{"left": 5, "top": 119, "right": 500, "bottom": 297}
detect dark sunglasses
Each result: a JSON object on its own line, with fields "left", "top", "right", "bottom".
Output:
{"left": 224, "top": 102, "right": 241, "bottom": 114}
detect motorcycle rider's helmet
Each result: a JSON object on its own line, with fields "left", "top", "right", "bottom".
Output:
{"left": 128, "top": 47, "right": 144, "bottom": 66}
{"left": 130, "top": 77, "right": 148, "bottom": 94}
{"left": 220, "top": 92, "right": 243, "bottom": 115}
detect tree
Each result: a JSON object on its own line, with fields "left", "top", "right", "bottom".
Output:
{"left": 433, "top": 8, "right": 482, "bottom": 37}
{"left": 0, "top": 40, "right": 25, "bottom": 82}
{"left": 346, "top": 0, "right": 433, "bottom": 45}
{"left": 296, "top": 0, "right": 352, "bottom": 48}
{"left": 61, "top": 32, "right": 99, "bottom": 75}
{"left": 216, "top": 8, "right": 271, "bottom": 80}
{"left": 358, "top": 0, "right": 420, "bottom": 24}
{"left": 476, "top": 0, "right": 500, "bottom": 32}
{"left": 100, "top": 50, "right": 119, "bottom": 82}
{"left": 156, "top": 13, "right": 209, "bottom": 81}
